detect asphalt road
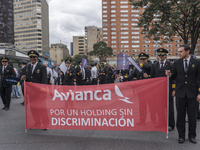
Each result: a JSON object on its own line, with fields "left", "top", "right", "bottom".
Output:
{"left": 0, "top": 96, "right": 199, "bottom": 150}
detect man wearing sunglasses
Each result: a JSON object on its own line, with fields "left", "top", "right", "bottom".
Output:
{"left": 129, "top": 52, "right": 152, "bottom": 80}
{"left": 128, "top": 53, "right": 155, "bottom": 125}
{"left": 21, "top": 50, "right": 47, "bottom": 84}
{"left": 150, "top": 48, "right": 175, "bottom": 132}
{"left": 21, "top": 50, "right": 48, "bottom": 130}
{"left": 0, "top": 57, "right": 16, "bottom": 110}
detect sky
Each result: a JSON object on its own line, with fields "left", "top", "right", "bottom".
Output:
{"left": 48, "top": 0, "right": 102, "bottom": 51}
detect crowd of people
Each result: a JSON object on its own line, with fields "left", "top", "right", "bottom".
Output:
{"left": 0, "top": 44, "right": 200, "bottom": 144}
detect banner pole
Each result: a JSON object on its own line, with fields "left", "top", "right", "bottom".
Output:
{"left": 166, "top": 76, "right": 169, "bottom": 139}
{"left": 24, "top": 80, "right": 28, "bottom": 134}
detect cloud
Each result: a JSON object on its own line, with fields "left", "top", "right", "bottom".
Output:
{"left": 49, "top": 0, "right": 102, "bottom": 52}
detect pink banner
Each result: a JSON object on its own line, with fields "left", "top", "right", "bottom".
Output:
{"left": 25, "top": 77, "right": 168, "bottom": 133}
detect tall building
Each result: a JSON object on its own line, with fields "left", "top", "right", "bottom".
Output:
{"left": 13, "top": 0, "right": 49, "bottom": 58}
{"left": 0, "top": 0, "right": 14, "bottom": 44}
{"left": 50, "top": 43, "right": 69, "bottom": 65}
{"left": 85, "top": 26, "right": 102, "bottom": 54}
{"left": 70, "top": 42, "right": 73, "bottom": 56}
{"left": 102, "top": 0, "right": 188, "bottom": 60}
{"left": 73, "top": 26, "right": 103, "bottom": 57}
{"left": 73, "top": 36, "right": 86, "bottom": 56}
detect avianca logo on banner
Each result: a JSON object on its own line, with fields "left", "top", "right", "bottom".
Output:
{"left": 52, "top": 85, "right": 133, "bottom": 104}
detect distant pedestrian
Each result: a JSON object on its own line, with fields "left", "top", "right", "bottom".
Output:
{"left": 0, "top": 57, "right": 16, "bottom": 110}
{"left": 19, "top": 60, "right": 27, "bottom": 105}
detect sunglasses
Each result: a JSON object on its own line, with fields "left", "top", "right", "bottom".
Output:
{"left": 29, "top": 56, "right": 36, "bottom": 58}
{"left": 2, "top": 61, "right": 7, "bottom": 63}
{"left": 140, "top": 58, "right": 146, "bottom": 60}
{"left": 158, "top": 55, "right": 165, "bottom": 57}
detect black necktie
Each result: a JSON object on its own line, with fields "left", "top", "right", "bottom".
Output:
{"left": 160, "top": 62, "right": 164, "bottom": 69}
{"left": 185, "top": 60, "right": 188, "bottom": 72}
{"left": 31, "top": 65, "right": 33, "bottom": 73}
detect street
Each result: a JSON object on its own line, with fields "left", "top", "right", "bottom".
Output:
{"left": 0, "top": 96, "right": 199, "bottom": 150}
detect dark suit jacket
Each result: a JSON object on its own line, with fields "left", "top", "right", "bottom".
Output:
{"left": 150, "top": 60, "right": 175, "bottom": 91}
{"left": 171, "top": 57, "right": 200, "bottom": 98}
{"left": 129, "top": 62, "right": 152, "bottom": 80}
{"left": 85, "top": 68, "right": 91, "bottom": 85}
{"left": 98, "top": 68, "right": 106, "bottom": 81}
{"left": 0, "top": 65, "right": 16, "bottom": 87}
{"left": 63, "top": 67, "right": 76, "bottom": 85}
{"left": 20, "top": 65, "right": 26, "bottom": 85}
{"left": 76, "top": 66, "right": 84, "bottom": 85}
{"left": 25, "top": 63, "right": 47, "bottom": 84}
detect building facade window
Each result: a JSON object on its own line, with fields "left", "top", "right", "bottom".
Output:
{"left": 121, "top": 19, "right": 128, "bottom": 21}
{"left": 121, "top": 14, "right": 128, "bottom": 17}
{"left": 121, "top": 41, "right": 129, "bottom": 43}
{"left": 120, "top": 6, "right": 128, "bottom": 8}
{"left": 132, "top": 41, "right": 140, "bottom": 43}
{"left": 121, "top": 23, "right": 128, "bottom": 26}
{"left": 120, "top": 10, "right": 128, "bottom": 13}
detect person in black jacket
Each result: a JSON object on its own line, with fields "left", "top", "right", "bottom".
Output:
{"left": 19, "top": 60, "right": 27, "bottom": 105}
{"left": 150, "top": 48, "right": 175, "bottom": 131}
{"left": 166, "top": 44, "right": 200, "bottom": 144}
{"left": 105, "top": 64, "right": 112, "bottom": 84}
{"left": 129, "top": 53, "right": 152, "bottom": 80}
{"left": 84, "top": 67, "right": 91, "bottom": 85}
{"left": 128, "top": 53, "right": 155, "bottom": 125}
{"left": 76, "top": 60, "right": 85, "bottom": 85}
{"left": 21, "top": 51, "right": 47, "bottom": 84}
{"left": 98, "top": 64, "right": 106, "bottom": 84}
{"left": 62, "top": 58, "right": 76, "bottom": 85}
{"left": 0, "top": 57, "right": 16, "bottom": 110}
{"left": 21, "top": 50, "right": 48, "bottom": 129}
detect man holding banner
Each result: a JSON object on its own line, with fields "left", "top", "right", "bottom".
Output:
{"left": 150, "top": 48, "right": 175, "bottom": 131}
{"left": 0, "top": 57, "right": 16, "bottom": 110}
{"left": 129, "top": 53, "right": 151, "bottom": 80}
{"left": 21, "top": 50, "right": 48, "bottom": 129}
{"left": 128, "top": 53, "right": 156, "bottom": 125}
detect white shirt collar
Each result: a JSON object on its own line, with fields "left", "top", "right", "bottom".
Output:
{"left": 31, "top": 62, "right": 38, "bottom": 67}
{"left": 159, "top": 59, "right": 166, "bottom": 64}
{"left": 183, "top": 56, "right": 191, "bottom": 62}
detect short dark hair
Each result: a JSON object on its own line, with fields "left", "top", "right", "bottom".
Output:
{"left": 180, "top": 44, "right": 190, "bottom": 51}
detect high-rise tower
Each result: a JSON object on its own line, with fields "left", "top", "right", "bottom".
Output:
{"left": 102, "top": 0, "right": 186, "bottom": 59}
{"left": 0, "top": 0, "right": 14, "bottom": 44}
{"left": 14, "top": 0, "right": 49, "bottom": 57}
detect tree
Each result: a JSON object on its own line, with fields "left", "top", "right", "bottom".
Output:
{"left": 129, "top": 0, "right": 200, "bottom": 54}
{"left": 62, "top": 56, "right": 72, "bottom": 62}
{"left": 72, "top": 54, "right": 88, "bottom": 66}
{"left": 88, "top": 41, "right": 113, "bottom": 63}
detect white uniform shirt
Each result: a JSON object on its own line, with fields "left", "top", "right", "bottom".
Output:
{"left": 91, "top": 66, "right": 98, "bottom": 80}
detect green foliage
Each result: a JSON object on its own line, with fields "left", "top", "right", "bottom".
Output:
{"left": 129, "top": 0, "right": 200, "bottom": 54}
{"left": 88, "top": 41, "right": 113, "bottom": 63}
{"left": 62, "top": 56, "right": 72, "bottom": 62}
{"left": 72, "top": 54, "right": 88, "bottom": 66}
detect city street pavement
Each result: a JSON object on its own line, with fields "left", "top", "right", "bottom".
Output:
{"left": 0, "top": 96, "right": 199, "bottom": 150}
